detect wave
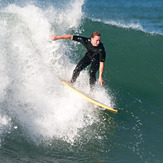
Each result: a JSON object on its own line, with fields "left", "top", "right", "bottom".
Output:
{"left": 0, "top": 1, "right": 162, "bottom": 162}
{"left": 82, "top": 17, "right": 163, "bottom": 108}
{"left": 89, "top": 17, "right": 163, "bottom": 35}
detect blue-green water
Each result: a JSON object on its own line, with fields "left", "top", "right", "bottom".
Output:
{"left": 0, "top": 0, "right": 162, "bottom": 162}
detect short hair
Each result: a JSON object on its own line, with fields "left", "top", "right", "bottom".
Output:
{"left": 91, "top": 31, "right": 101, "bottom": 38}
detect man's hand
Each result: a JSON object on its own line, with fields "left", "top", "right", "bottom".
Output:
{"left": 98, "top": 76, "right": 104, "bottom": 86}
{"left": 50, "top": 35, "right": 57, "bottom": 40}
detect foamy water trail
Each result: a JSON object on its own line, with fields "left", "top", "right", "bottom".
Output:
{"left": 0, "top": 1, "right": 114, "bottom": 144}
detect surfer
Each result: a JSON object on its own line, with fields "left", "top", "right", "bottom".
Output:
{"left": 50, "top": 31, "right": 106, "bottom": 88}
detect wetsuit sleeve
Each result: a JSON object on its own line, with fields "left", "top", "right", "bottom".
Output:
{"left": 73, "top": 35, "right": 88, "bottom": 44}
{"left": 100, "top": 47, "right": 106, "bottom": 62}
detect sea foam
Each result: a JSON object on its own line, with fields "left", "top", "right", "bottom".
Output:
{"left": 0, "top": 1, "right": 113, "bottom": 145}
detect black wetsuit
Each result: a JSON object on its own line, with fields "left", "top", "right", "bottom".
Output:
{"left": 71, "top": 35, "right": 106, "bottom": 87}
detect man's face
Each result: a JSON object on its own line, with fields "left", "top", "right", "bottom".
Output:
{"left": 91, "top": 36, "right": 101, "bottom": 47}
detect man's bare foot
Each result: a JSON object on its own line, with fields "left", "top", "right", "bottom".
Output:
{"left": 67, "top": 80, "right": 73, "bottom": 84}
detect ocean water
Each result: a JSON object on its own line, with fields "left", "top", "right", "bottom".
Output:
{"left": 0, "top": 0, "right": 162, "bottom": 162}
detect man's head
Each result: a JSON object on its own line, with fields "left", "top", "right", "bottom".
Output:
{"left": 91, "top": 31, "right": 101, "bottom": 47}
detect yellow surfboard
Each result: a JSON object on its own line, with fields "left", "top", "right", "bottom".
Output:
{"left": 59, "top": 79, "right": 119, "bottom": 114}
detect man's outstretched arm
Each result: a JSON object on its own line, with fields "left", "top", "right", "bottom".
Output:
{"left": 50, "top": 35, "right": 73, "bottom": 41}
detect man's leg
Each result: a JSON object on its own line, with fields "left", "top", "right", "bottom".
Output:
{"left": 89, "top": 60, "right": 99, "bottom": 89}
{"left": 71, "top": 55, "right": 90, "bottom": 83}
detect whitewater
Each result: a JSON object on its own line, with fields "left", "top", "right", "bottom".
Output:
{"left": 0, "top": 2, "right": 114, "bottom": 145}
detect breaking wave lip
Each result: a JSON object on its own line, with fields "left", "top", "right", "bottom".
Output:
{"left": 90, "top": 18, "right": 163, "bottom": 35}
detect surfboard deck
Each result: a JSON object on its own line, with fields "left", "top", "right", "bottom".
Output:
{"left": 59, "top": 79, "right": 119, "bottom": 114}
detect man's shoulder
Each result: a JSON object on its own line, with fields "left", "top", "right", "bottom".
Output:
{"left": 99, "top": 42, "right": 105, "bottom": 50}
